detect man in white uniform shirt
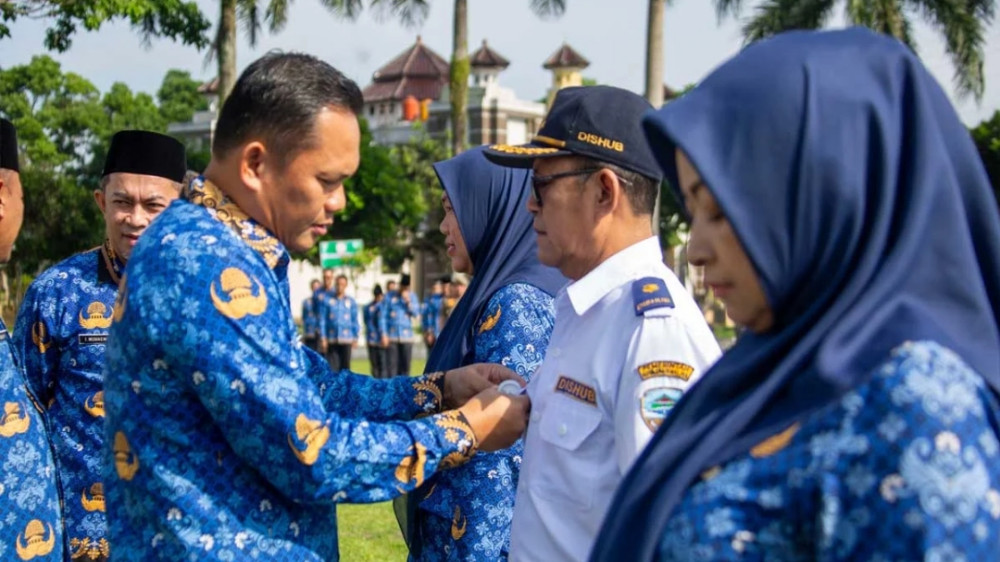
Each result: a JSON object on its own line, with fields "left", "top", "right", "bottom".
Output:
{"left": 484, "top": 86, "right": 722, "bottom": 561}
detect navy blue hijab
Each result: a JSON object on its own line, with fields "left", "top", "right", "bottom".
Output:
{"left": 591, "top": 28, "right": 1000, "bottom": 561}
{"left": 425, "top": 146, "right": 566, "bottom": 372}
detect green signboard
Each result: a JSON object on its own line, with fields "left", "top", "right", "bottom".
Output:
{"left": 320, "top": 239, "right": 364, "bottom": 268}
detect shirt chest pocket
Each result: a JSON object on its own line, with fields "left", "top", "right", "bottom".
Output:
{"left": 532, "top": 397, "right": 603, "bottom": 509}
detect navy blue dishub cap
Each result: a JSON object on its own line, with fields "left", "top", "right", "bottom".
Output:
{"left": 483, "top": 85, "right": 663, "bottom": 182}
{"left": 103, "top": 130, "right": 187, "bottom": 182}
{"left": 0, "top": 118, "right": 19, "bottom": 172}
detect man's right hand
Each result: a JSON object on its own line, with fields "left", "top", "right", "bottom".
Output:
{"left": 457, "top": 387, "right": 530, "bottom": 451}
{"left": 319, "top": 339, "right": 328, "bottom": 354}
{"left": 381, "top": 335, "right": 389, "bottom": 348}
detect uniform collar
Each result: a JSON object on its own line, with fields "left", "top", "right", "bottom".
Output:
{"left": 564, "top": 236, "right": 662, "bottom": 316}
{"left": 99, "top": 240, "right": 126, "bottom": 285}
{"left": 185, "top": 176, "right": 288, "bottom": 270}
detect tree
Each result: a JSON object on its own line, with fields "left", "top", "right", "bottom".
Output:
{"left": 644, "top": 0, "right": 671, "bottom": 239}
{"left": 309, "top": 120, "right": 447, "bottom": 269}
{"left": 971, "top": 110, "right": 1000, "bottom": 203}
{"left": 212, "top": 0, "right": 430, "bottom": 106}
{"left": 158, "top": 70, "right": 209, "bottom": 124}
{"left": 0, "top": 56, "right": 172, "bottom": 275}
{"left": 714, "top": 0, "right": 995, "bottom": 100}
{"left": 448, "top": 0, "right": 566, "bottom": 155}
{"left": 0, "top": 0, "right": 210, "bottom": 52}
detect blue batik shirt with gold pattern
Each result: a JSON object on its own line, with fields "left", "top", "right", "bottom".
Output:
{"left": 14, "top": 242, "right": 124, "bottom": 561}
{"left": 102, "top": 177, "right": 477, "bottom": 561}
{"left": 364, "top": 300, "right": 388, "bottom": 346}
{"left": 383, "top": 291, "right": 420, "bottom": 342}
{"left": 318, "top": 292, "right": 360, "bottom": 344}
{"left": 301, "top": 292, "right": 321, "bottom": 340}
{"left": 658, "top": 341, "right": 1000, "bottom": 561}
{"left": 0, "top": 317, "right": 63, "bottom": 562}
{"left": 414, "top": 283, "right": 556, "bottom": 562}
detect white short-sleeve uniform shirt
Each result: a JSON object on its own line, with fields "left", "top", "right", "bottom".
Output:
{"left": 509, "top": 237, "right": 722, "bottom": 562}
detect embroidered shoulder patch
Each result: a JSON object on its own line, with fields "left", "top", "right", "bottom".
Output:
{"left": 640, "top": 387, "right": 683, "bottom": 431}
{"left": 554, "top": 376, "right": 597, "bottom": 406}
{"left": 632, "top": 277, "right": 673, "bottom": 316}
{"left": 637, "top": 361, "right": 694, "bottom": 381}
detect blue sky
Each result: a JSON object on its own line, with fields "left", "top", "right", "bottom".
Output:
{"left": 2, "top": 0, "right": 997, "bottom": 125}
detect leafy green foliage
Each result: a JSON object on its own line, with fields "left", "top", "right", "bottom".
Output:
{"left": 0, "top": 0, "right": 211, "bottom": 51}
{"left": 0, "top": 57, "right": 208, "bottom": 274}
{"left": 971, "top": 110, "right": 1000, "bottom": 202}
{"left": 305, "top": 121, "right": 449, "bottom": 271}
{"left": 157, "top": 70, "right": 209, "bottom": 125}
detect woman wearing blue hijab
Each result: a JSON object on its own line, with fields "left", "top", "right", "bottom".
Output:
{"left": 406, "top": 146, "right": 566, "bottom": 560}
{"left": 591, "top": 28, "right": 1000, "bottom": 561}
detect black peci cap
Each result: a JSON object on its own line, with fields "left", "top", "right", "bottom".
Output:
{"left": 103, "top": 130, "right": 187, "bottom": 182}
{"left": 483, "top": 85, "right": 663, "bottom": 181}
{"left": 0, "top": 119, "right": 19, "bottom": 172}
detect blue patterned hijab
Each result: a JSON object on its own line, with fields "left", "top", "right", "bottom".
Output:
{"left": 425, "top": 147, "right": 566, "bottom": 372}
{"left": 591, "top": 28, "right": 1000, "bottom": 561}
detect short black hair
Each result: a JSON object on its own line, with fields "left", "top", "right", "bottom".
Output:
{"left": 580, "top": 157, "right": 659, "bottom": 216}
{"left": 336, "top": 274, "right": 348, "bottom": 282}
{"left": 213, "top": 52, "right": 363, "bottom": 165}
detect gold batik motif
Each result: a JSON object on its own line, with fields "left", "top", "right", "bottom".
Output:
{"left": 186, "top": 178, "right": 283, "bottom": 269}
{"left": 749, "top": 423, "right": 801, "bottom": 458}
{"left": 15, "top": 520, "right": 56, "bottom": 560}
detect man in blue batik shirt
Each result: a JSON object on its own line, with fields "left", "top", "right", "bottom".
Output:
{"left": 421, "top": 279, "right": 444, "bottom": 352}
{"left": 102, "top": 52, "right": 529, "bottom": 561}
{"left": 14, "top": 129, "right": 187, "bottom": 562}
{"left": 364, "top": 285, "right": 389, "bottom": 379}
{"left": 301, "top": 279, "right": 322, "bottom": 352}
{"left": 383, "top": 273, "right": 421, "bottom": 376}
{"left": 0, "top": 118, "right": 63, "bottom": 562}
{"left": 318, "top": 272, "right": 360, "bottom": 372}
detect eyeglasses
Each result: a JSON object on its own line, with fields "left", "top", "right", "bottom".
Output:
{"left": 530, "top": 168, "right": 601, "bottom": 207}
{"left": 530, "top": 167, "right": 633, "bottom": 207}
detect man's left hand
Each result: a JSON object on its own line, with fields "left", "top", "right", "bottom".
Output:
{"left": 443, "top": 363, "right": 525, "bottom": 409}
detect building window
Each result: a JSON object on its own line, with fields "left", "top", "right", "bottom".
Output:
{"left": 369, "top": 106, "right": 375, "bottom": 116}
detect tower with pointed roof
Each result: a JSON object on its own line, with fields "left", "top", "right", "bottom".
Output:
{"left": 543, "top": 43, "right": 590, "bottom": 108}
{"left": 470, "top": 39, "right": 509, "bottom": 88}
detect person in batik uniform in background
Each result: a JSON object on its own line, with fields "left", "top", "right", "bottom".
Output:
{"left": 0, "top": 118, "right": 63, "bottom": 561}
{"left": 301, "top": 279, "right": 322, "bottom": 352}
{"left": 101, "top": 52, "right": 530, "bottom": 561}
{"left": 400, "top": 147, "right": 566, "bottom": 561}
{"left": 364, "top": 284, "right": 389, "bottom": 379}
{"left": 593, "top": 28, "right": 1000, "bottom": 562}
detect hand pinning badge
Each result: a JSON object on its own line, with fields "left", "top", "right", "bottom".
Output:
{"left": 498, "top": 380, "right": 526, "bottom": 396}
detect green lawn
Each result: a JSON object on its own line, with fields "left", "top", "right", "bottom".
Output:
{"left": 337, "top": 358, "right": 425, "bottom": 561}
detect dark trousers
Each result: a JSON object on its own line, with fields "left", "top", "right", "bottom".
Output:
{"left": 303, "top": 336, "right": 320, "bottom": 353}
{"left": 368, "top": 345, "right": 388, "bottom": 379}
{"left": 326, "top": 343, "right": 353, "bottom": 372}
{"left": 387, "top": 342, "right": 413, "bottom": 377}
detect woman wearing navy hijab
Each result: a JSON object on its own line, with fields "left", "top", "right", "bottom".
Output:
{"left": 404, "top": 147, "right": 566, "bottom": 560}
{"left": 591, "top": 28, "right": 1000, "bottom": 561}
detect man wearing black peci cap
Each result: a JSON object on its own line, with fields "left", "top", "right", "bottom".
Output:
{"left": 13, "top": 129, "right": 187, "bottom": 561}
{"left": 483, "top": 86, "right": 722, "bottom": 561}
{"left": 0, "top": 118, "right": 65, "bottom": 561}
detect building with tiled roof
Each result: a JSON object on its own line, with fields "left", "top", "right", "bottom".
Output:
{"left": 362, "top": 36, "right": 547, "bottom": 148}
